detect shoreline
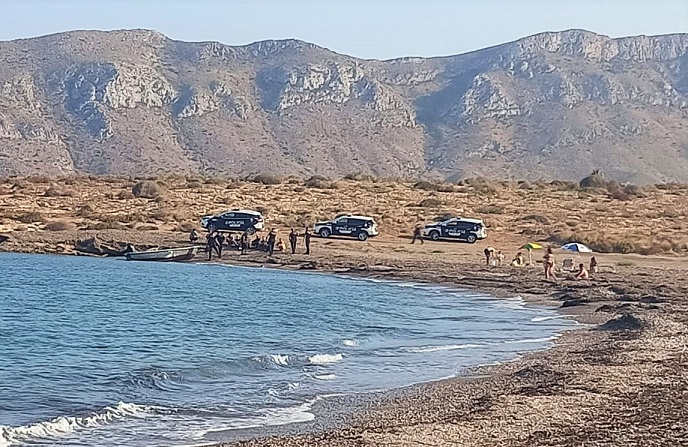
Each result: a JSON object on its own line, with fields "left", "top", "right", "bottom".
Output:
{"left": 2, "top": 236, "right": 688, "bottom": 446}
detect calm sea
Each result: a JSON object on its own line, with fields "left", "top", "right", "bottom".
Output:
{"left": 0, "top": 253, "right": 575, "bottom": 447}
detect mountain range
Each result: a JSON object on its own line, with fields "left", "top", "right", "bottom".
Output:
{"left": 1, "top": 29, "right": 687, "bottom": 182}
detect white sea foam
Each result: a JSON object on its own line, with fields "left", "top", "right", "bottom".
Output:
{"left": 507, "top": 335, "right": 559, "bottom": 344}
{"left": 269, "top": 354, "right": 290, "bottom": 366}
{"left": 342, "top": 339, "right": 359, "bottom": 347}
{"left": 0, "top": 402, "right": 157, "bottom": 446}
{"left": 406, "top": 344, "right": 481, "bottom": 353}
{"left": 531, "top": 315, "right": 568, "bottom": 322}
{"left": 313, "top": 373, "right": 337, "bottom": 381}
{"left": 308, "top": 353, "right": 343, "bottom": 364}
{"left": 203, "top": 400, "right": 315, "bottom": 435}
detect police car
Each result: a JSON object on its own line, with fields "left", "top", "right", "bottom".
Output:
{"left": 200, "top": 209, "right": 265, "bottom": 234}
{"left": 422, "top": 217, "right": 487, "bottom": 243}
{"left": 313, "top": 215, "right": 379, "bottom": 241}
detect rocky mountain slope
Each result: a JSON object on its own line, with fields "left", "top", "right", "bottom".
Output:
{"left": 0, "top": 29, "right": 687, "bottom": 182}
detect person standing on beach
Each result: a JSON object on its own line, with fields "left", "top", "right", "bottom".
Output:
{"left": 304, "top": 227, "right": 311, "bottom": 255}
{"left": 411, "top": 224, "right": 424, "bottom": 245}
{"left": 267, "top": 229, "right": 277, "bottom": 256}
{"left": 215, "top": 233, "right": 225, "bottom": 259}
{"left": 289, "top": 229, "right": 298, "bottom": 254}
{"left": 206, "top": 231, "right": 216, "bottom": 261}
{"left": 240, "top": 231, "right": 249, "bottom": 255}
{"left": 543, "top": 247, "right": 556, "bottom": 280}
{"left": 484, "top": 246, "right": 496, "bottom": 266}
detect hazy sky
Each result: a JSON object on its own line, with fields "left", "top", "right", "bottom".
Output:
{"left": 0, "top": 0, "right": 686, "bottom": 60}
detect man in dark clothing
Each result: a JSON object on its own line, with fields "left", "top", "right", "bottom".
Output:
{"left": 304, "top": 227, "right": 311, "bottom": 255}
{"left": 240, "top": 232, "right": 249, "bottom": 255}
{"left": 267, "top": 229, "right": 277, "bottom": 256}
{"left": 411, "top": 224, "right": 424, "bottom": 245}
{"left": 206, "top": 231, "right": 216, "bottom": 261}
{"left": 215, "top": 233, "right": 225, "bottom": 258}
{"left": 289, "top": 229, "right": 298, "bottom": 254}
{"left": 189, "top": 229, "right": 199, "bottom": 243}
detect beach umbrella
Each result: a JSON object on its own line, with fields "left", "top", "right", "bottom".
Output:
{"left": 520, "top": 242, "right": 542, "bottom": 250}
{"left": 561, "top": 242, "right": 593, "bottom": 253}
{"left": 519, "top": 242, "right": 542, "bottom": 265}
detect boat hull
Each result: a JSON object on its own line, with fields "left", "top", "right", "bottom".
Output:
{"left": 125, "top": 246, "right": 198, "bottom": 262}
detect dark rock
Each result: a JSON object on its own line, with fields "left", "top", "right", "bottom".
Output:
{"left": 0, "top": 234, "right": 9, "bottom": 244}
{"left": 299, "top": 261, "right": 318, "bottom": 270}
{"left": 598, "top": 313, "right": 643, "bottom": 331}
{"left": 74, "top": 236, "right": 134, "bottom": 257}
{"left": 561, "top": 298, "right": 588, "bottom": 308}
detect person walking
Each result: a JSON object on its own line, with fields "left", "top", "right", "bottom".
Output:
{"left": 411, "top": 224, "right": 424, "bottom": 245}
{"left": 206, "top": 231, "right": 216, "bottom": 261}
{"left": 304, "top": 227, "right": 311, "bottom": 255}
{"left": 289, "top": 228, "right": 298, "bottom": 254}
{"left": 215, "top": 232, "right": 225, "bottom": 259}
{"left": 240, "top": 231, "right": 249, "bottom": 255}
{"left": 267, "top": 229, "right": 277, "bottom": 256}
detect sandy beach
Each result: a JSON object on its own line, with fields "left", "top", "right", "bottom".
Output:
{"left": 2, "top": 177, "right": 688, "bottom": 446}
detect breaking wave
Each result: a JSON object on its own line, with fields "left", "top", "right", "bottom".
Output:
{"left": 308, "top": 353, "right": 343, "bottom": 364}
{"left": 0, "top": 402, "right": 160, "bottom": 447}
{"left": 406, "top": 344, "right": 482, "bottom": 353}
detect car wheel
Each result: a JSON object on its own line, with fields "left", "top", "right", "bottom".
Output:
{"left": 357, "top": 232, "right": 368, "bottom": 241}
{"left": 429, "top": 231, "right": 440, "bottom": 241}
{"left": 466, "top": 234, "right": 477, "bottom": 244}
{"left": 319, "top": 228, "right": 331, "bottom": 238}
{"left": 246, "top": 227, "right": 256, "bottom": 235}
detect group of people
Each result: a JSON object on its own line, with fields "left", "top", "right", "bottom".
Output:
{"left": 190, "top": 227, "right": 312, "bottom": 261}
{"left": 483, "top": 244, "right": 599, "bottom": 282}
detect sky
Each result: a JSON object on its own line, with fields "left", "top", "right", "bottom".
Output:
{"left": 0, "top": 0, "right": 685, "bottom": 60}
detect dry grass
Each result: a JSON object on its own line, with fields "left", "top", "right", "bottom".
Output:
{"left": 1, "top": 176, "right": 687, "bottom": 255}
{"left": 44, "top": 219, "right": 76, "bottom": 231}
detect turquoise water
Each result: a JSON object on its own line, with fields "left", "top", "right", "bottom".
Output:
{"left": 0, "top": 253, "right": 575, "bottom": 447}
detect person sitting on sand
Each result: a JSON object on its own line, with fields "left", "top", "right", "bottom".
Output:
{"left": 511, "top": 252, "right": 525, "bottom": 267}
{"left": 590, "top": 256, "right": 598, "bottom": 274}
{"left": 575, "top": 263, "right": 590, "bottom": 280}
{"left": 276, "top": 238, "right": 286, "bottom": 252}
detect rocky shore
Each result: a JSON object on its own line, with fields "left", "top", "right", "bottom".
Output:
{"left": 2, "top": 229, "right": 687, "bottom": 446}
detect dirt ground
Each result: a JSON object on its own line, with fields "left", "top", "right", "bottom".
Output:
{"left": 1, "top": 176, "right": 688, "bottom": 446}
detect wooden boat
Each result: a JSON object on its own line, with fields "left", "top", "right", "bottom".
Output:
{"left": 125, "top": 246, "right": 198, "bottom": 262}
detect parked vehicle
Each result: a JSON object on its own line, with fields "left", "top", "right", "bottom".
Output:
{"left": 200, "top": 209, "right": 265, "bottom": 234}
{"left": 125, "top": 246, "right": 198, "bottom": 262}
{"left": 422, "top": 217, "right": 487, "bottom": 243}
{"left": 313, "top": 215, "right": 379, "bottom": 241}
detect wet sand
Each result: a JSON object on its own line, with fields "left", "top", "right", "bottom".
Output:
{"left": 3, "top": 233, "right": 688, "bottom": 446}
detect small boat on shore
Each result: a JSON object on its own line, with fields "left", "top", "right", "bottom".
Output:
{"left": 125, "top": 246, "right": 198, "bottom": 262}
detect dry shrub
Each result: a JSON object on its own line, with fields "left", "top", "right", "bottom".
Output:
{"left": 550, "top": 180, "right": 578, "bottom": 191}
{"left": 660, "top": 208, "right": 681, "bottom": 219}
{"left": 436, "top": 183, "right": 457, "bottom": 193}
{"left": 150, "top": 208, "right": 173, "bottom": 222}
{"left": 464, "top": 177, "right": 499, "bottom": 195}
{"left": 117, "top": 190, "right": 135, "bottom": 200}
{"left": 419, "top": 198, "right": 443, "bottom": 208}
{"left": 45, "top": 219, "right": 76, "bottom": 231}
{"left": 476, "top": 204, "right": 505, "bottom": 214}
{"left": 26, "top": 175, "right": 51, "bottom": 184}
{"left": 522, "top": 214, "right": 550, "bottom": 224}
{"left": 16, "top": 211, "right": 44, "bottom": 224}
{"left": 622, "top": 184, "right": 643, "bottom": 197}
{"left": 176, "top": 222, "right": 196, "bottom": 232}
{"left": 255, "top": 205, "right": 268, "bottom": 215}
{"left": 414, "top": 181, "right": 438, "bottom": 191}
{"left": 344, "top": 172, "right": 376, "bottom": 182}
{"left": 187, "top": 180, "right": 203, "bottom": 189}
{"left": 304, "top": 175, "right": 334, "bottom": 189}
{"left": 136, "top": 224, "right": 159, "bottom": 231}
{"left": 250, "top": 173, "right": 282, "bottom": 185}
{"left": 132, "top": 181, "right": 165, "bottom": 199}
{"left": 77, "top": 204, "right": 95, "bottom": 217}
{"left": 44, "top": 185, "right": 76, "bottom": 197}
{"left": 609, "top": 188, "right": 630, "bottom": 201}
{"left": 579, "top": 170, "right": 606, "bottom": 188}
